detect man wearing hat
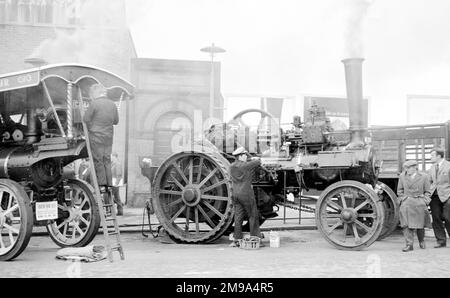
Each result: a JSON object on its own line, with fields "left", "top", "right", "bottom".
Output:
{"left": 397, "top": 160, "right": 432, "bottom": 252}
{"left": 83, "top": 84, "right": 119, "bottom": 194}
{"left": 229, "top": 147, "right": 262, "bottom": 247}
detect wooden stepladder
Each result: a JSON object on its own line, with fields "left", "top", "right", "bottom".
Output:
{"left": 79, "top": 105, "right": 125, "bottom": 263}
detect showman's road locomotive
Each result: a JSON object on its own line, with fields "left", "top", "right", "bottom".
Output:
{"left": 143, "top": 58, "right": 400, "bottom": 250}
{"left": 0, "top": 64, "right": 133, "bottom": 261}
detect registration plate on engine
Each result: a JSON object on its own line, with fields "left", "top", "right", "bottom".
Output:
{"left": 36, "top": 201, "right": 58, "bottom": 221}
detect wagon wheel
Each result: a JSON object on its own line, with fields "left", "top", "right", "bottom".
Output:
{"left": 377, "top": 182, "right": 400, "bottom": 240}
{"left": 153, "top": 151, "right": 234, "bottom": 243}
{"left": 231, "top": 109, "right": 281, "bottom": 154}
{"left": 0, "top": 179, "right": 33, "bottom": 261}
{"left": 316, "top": 180, "right": 384, "bottom": 250}
{"left": 46, "top": 179, "right": 100, "bottom": 248}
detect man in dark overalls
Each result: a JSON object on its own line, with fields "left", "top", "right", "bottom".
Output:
{"left": 83, "top": 84, "right": 119, "bottom": 195}
{"left": 229, "top": 147, "right": 262, "bottom": 247}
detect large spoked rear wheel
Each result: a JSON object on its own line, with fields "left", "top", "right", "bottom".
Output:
{"left": 0, "top": 179, "right": 33, "bottom": 262}
{"left": 47, "top": 179, "right": 100, "bottom": 248}
{"left": 316, "top": 181, "right": 385, "bottom": 251}
{"left": 153, "top": 151, "right": 234, "bottom": 243}
{"left": 377, "top": 182, "right": 400, "bottom": 240}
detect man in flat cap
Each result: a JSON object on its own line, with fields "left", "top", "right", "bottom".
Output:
{"left": 229, "top": 147, "right": 262, "bottom": 247}
{"left": 428, "top": 148, "right": 450, "bottom": 248}
{"left": 397, "top": 160, "right": 432, "bottom": 252}
{"left": 83, "top": 84, "right": 119, "bottom": 197}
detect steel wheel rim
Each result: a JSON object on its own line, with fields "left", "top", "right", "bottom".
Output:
{"left": 153, "top": 152, "right": 232, "bottom": 242}
{"left": 317, "top": 183, "right": 382, "bottom": 249}
{"left": 0, "top": 189, "right": 22, "bottom": 256}
{"left": 47, "top": 183, "right": 93, "bottom": 245}
{"left": 378, "top": 182, "right": 400, "bottom": 240}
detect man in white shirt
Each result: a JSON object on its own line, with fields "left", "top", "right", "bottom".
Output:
{"left": 429, "top": 148, "right": 450, "bottom": 248}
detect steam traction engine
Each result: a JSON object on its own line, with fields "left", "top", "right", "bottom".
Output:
{"left": 147, "top": 58, "right": 399, "bottom": 250}
{"left": 0, "top": 64, "right": 133, "bottom": 261}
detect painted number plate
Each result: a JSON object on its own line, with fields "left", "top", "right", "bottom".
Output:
{"left": 36, "top": 201, "right": 58, "bottom": 221}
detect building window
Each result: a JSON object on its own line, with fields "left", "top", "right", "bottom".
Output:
{"left": 0, "top": 0, "right": 82, "bottom": 25}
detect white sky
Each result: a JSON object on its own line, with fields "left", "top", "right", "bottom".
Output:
{"left": 125, "top": 0, "right": 450, "bottom": 126}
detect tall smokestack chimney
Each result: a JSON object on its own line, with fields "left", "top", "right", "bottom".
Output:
{"left": 342, "top": 58, "right": 367, "bottom": 148}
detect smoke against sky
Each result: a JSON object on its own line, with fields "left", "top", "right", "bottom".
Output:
{"left": 31, "top": 0, "right": 127, "bottom": 65}
{"left": 125, "top": 0, "right": 450, "bottom": 125}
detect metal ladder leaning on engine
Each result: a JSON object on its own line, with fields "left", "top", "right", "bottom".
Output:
{"left": 79, "top": 104, "right": 125, "bottom": 263}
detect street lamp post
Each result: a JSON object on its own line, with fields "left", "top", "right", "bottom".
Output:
{"left": 201, "top": 43, "right": 226, "bottom": 119}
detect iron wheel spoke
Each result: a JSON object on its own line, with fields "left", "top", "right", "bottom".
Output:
{"left": 325, "top": 213, "right": 341, "bottom": 219}
{"left": 197, "top": 157, "right": 204, "bottom": 184}
{"left": 194, "top": 207, "right": 200, "bottom": 234}
{"left": 198, "top": 168, "right": 218, "bottom": 188}
{"left": 169, "top": 205, "right": 186, "bottom": 224}
{"left": 352, "top": 224, "right": 361, "bottom": 243}
{"left": 170, "top": 174, "right": 185, "bottom": 191}
{"left": 355, "top": 219, "right": 372, "bottom": 233}
{"left": 327, "top": 220, "right": 342, "bottom": 235}
{"left": 3, "top": 224, "right": 19, "bottom": 235}
{"left": 355, "top": 199, "right": 371, "bottom": 212}
{"left": 197, "top": 204, "right": 215, "bottom": 228}
{"left": 189, "top": 158, "right": 194, "bottom": 184}
{"left": 168, "top": 198, "right": 183, "bottom": 207}
{"left": 160, "top": 190, "right": 183, "bottom": 197}
{"left": 185, "top": 207, "right": 191, "bottom": 231}
{"left": 79, "top": 216, "right": 90, "bottom": 227}
{"left": 357, "top": 213, "right": 376, "bottom": 218}
{"left": 202, "top": 201, "right": 224, "bottom": 219}
{"left": 201, "top": 195, "right": 229, "bottom": 201}
{"left": 202, "top": 180, "right": 228, "bottom": 193}
{"left": 3, "top": 204, "right": 19, "bottom": 216}
{"left": 173, "top": 162, "right": 189, "bottom": 185}
{"left": 57, "top": 219, "right": 70, "bottom": 230}
{"left": 343, "top": 223, "right": 348, "bottom": 242}
{"left": 340, "top": 193, "right": 347, "bottom": 209}
{"left": 326, "top": 200, "right": 343, "bottom": 212}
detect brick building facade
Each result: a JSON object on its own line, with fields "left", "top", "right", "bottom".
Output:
{"left": 129, "top": 58, "right": 224, "bottom": 206}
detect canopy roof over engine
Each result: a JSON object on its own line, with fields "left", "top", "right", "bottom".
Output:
{"left": 0, "top": 63, "right": 134, "bottom": 102}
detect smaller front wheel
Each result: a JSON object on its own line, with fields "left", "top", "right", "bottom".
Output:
{"left": 0, "top": 179, "right": 33, "bottom": 261}
{"left": 316, "top": 181, "right": 385, "bottom": 251}
{"left": 47, "top": 179, "right": 100, "bottom": 248}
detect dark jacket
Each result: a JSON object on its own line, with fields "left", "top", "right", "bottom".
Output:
{"left": 230, "top": 159, "right": 261, "bottom": 200}
{"left": 397, "top": 172, "right": 432, "bottom": 229}
{"left": 83, "top": 97, "right": 119, "bottom": 145}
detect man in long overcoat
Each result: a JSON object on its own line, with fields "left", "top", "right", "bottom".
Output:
{"left": 397, "top": 160, "right": 432, "bottom": 252}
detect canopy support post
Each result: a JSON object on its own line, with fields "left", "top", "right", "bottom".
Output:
{"left": 42, "top": 81, "right": 66, "bottom": 138}
{"left": 66, "top": 82, "right": 74, "bottom": 139}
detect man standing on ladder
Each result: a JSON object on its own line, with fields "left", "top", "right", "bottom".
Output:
{"left": 83, "top": 84, "right": 119, "bottom": 199}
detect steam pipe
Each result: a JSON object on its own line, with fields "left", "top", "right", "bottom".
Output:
{"left": 342, "top": 58, "right": 367, "bottom": 147}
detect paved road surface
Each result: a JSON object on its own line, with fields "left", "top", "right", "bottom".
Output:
{"left": 1, "top": 230, "right": 449, "bottom": 278}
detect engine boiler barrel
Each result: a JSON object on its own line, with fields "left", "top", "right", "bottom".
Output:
{"left": 342, "top": 58, "right": 368, "bottom": 144}
{"left": 0, "top": 147, "right": 35, "bottom": 180}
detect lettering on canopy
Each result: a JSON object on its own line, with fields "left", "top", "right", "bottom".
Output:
{"left": 0, "top": 71, "right": 40, "bottom": 93}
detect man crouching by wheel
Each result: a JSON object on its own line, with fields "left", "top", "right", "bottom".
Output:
{"left": 229, "top": 147, "right": 263, "bottom": 248}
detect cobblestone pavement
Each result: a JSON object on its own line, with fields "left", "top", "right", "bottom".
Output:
{"left": 1, "top": 229, "right": 450, "bottom": 278}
